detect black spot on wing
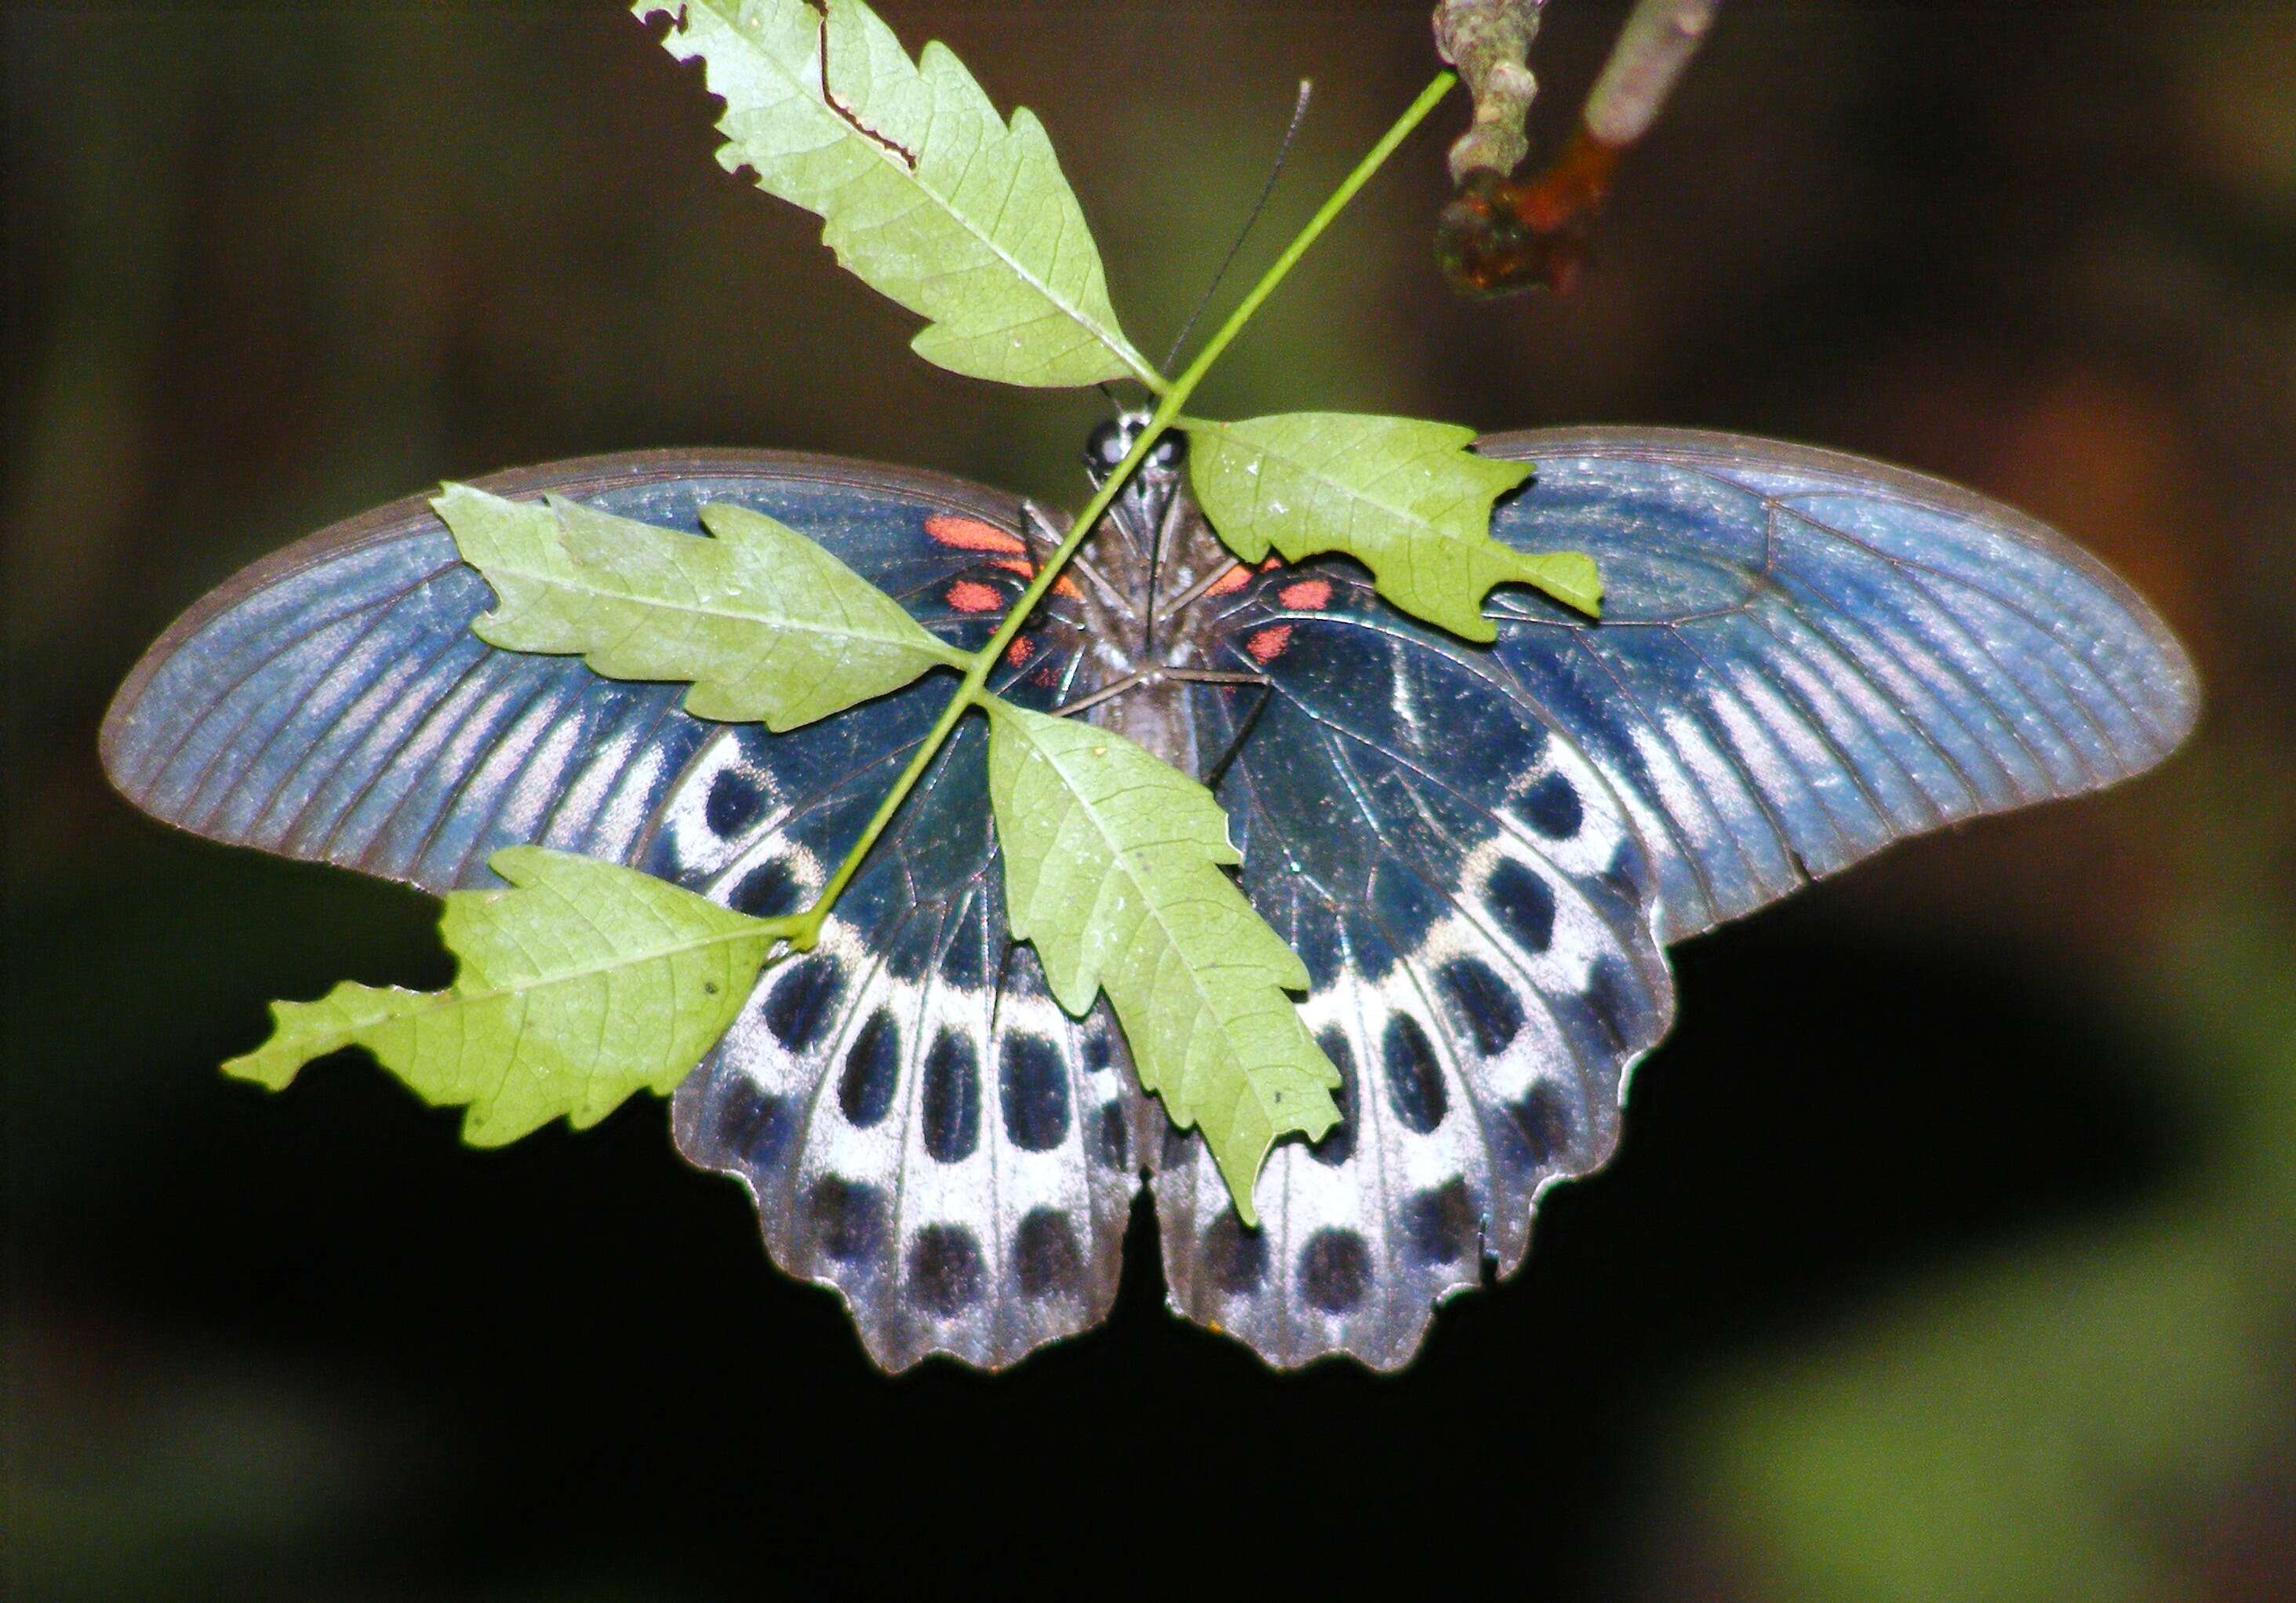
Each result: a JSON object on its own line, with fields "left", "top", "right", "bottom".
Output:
{"left": 1161, "top": 1121, "right": 1198, "bottom": 1169}
{"left": 705, "top": 767, "right": 765, "bottom": 839}
{"left": 1203, "top": 1213, "right": 1269, "bottom": 1295}
{"left": 921, "top": 1030, "right": 981, "bottom": 1164}
{"left": 762, "top": 959, "right": 845, "bottom": 1051}
{"left": 1402, "top": 1179, "right": 1478, "bottom": 1267}
{"left": 1485, "top": 858, "right": 1556, "bottom": 953}
{"left": 730, "top": 858, "right": 802, "bottom": 918}
{"left": 807, "top": 1176, "right": 887, "bottom": 1265}
{"left": 1435, "top": 956, "right": 1523, "bottom": 1056}
{"left": 715, "top": 1080, "right": 794, "bottom": 1170}
{"left": 1013, "top": 1209, "right": 1084, "bottom": 1301}
{"left": 1559, "top": 953, "right": 1635, "bottom": 1055}
{"left": 1093, "top": 1103, "right": 1131, "bottom": 1171}
{"left": 1519, "top": 771, "right": 1583, "bottom": 840}
{"left": 907, "top": 1226, "right": 985, "bottom": 1315}
{"left": 1381, "top": 1013, "right": 1448, "bottom": 1134}
{"left": 1299, "top": 1230, "right": 1371, "bottom": 1313}
{"left": 836, "top": 1008, "right": 901, "bottom": 1128}
{"left": 999, "top": 1034, "right": 1070, "bottom": 1153}
{"left": 1499, "top": 1081, "right": 1574, "bottom": 1171}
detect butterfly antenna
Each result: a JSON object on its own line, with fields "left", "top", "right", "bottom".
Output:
{"left": 1160, "top": 78, "right": 1314, "bottom": 374}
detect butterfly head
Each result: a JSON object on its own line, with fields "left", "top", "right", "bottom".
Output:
{"left": 1085, "top": 410, "right": 1188, "bottom": 539}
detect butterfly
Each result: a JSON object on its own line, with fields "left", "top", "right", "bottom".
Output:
{"left": 100, "top": 421, "right": 2197, "bottom": 1372}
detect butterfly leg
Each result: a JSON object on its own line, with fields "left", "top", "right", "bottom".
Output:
{"left": 1021, "top": 499, "right": 1134, "bottom": 625}
{"left": 1047, "top": 669, "right": 1153, "bottom": 720}
{"left": 1154, "top": 558, "right": 1247, "bottom": 631}
{"left": 1170, "top": 671, "right": 1275, "bottom": 789}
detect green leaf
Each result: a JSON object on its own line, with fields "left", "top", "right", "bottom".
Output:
{"left": 225, "top": 847, "right": 786, "bottom": 1144}
{"left": 434, "top": 483, "right": 966, "bottom": 730}
{"left": 639, "top": 0, "right": 1155, "bottom": 390}
{"left": 984, "top": 701, "right": 1339, "bottom": 1224}
{"left": 1185, "top": 412, "right": 1603, "bottom": 637}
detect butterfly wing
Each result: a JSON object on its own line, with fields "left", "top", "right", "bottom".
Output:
{"left": 101, "top": 450, "right": 1140, "bottom": 1371}
{"left": 1478, "top": 427, "right": 2200, "bottom": 942}
{"left": 1155, "top": 426, "right": 2196, "bottom": 1369}
{"left": 1147, "top": 575, "right": 1673, "bottom": 1368}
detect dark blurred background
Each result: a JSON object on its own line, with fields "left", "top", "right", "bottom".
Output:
{"left": 7, "top": 2, "right": 2294, "bottom": 1598}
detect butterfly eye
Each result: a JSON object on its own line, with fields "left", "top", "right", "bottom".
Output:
{"left": 1083, "top": 420, "right": 1130, "bottom": 470}
{"left": 1146, "top": 432, "right": 1187, "bottom": 470}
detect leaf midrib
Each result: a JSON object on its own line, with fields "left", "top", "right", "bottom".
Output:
{"left": 297, "top": 920, "right": 779, "bottom": 1043}
{"left": 1028, "top": 736, "right": 1272, "bottom": 1068}
{"left": 505, "top": 549, "right": 971, "bottom": 668}
{"left": 699, "top": 0, "right": 1151, "bottom": 386}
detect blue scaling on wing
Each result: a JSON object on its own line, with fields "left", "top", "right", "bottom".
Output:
{"left": 100, "top": 453, "right": 1046, "bottom": 894}
{"left": 101, "top": 451, "right": 1141, "bottom": 1372}
{"left": 1147, "top": 586, "right": 1676, "bottom": 1371}
{"left": 1473, "top": 428, "right": 2201, "bottom": 942}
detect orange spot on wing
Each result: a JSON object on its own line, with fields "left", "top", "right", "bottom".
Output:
{"left": 1246, "top": 625, "right": 1293, "bottom": 663}
{"left": 1005, "top": 635, "right": 1035, "bottom": 667}
{"left": 945, "top": 580, "right": 1003, "bottom": 614}
{"left": 1278, "top": 578, "right": 1333, "bottom": 610}
{"left": 1258, "top": 556, "right": 1283, "bottom": 571}
{"left": 925, "top": 514, "right": 1027, "bottom": 555}
{"left": 976, "top": 553, "right": 1078, "bottom": 599}
{"left": 1205, "top": 563, "right": 1251, "bottom": 597}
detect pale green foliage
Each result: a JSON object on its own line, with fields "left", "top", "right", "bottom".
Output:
{"left": 434, "top": 483, "right": 965, "bottom": 730}
{"left": 1187, "top": 412, "right": 1603, "bottom": 636}
{"left": 984, "top": 701, "right": 1341, "bottom": 1222}
{"left": 225, "top": 848, "right": 784, "bottom": 1143}
{"left": 639, "top": 0, "right": 1153, "bottom": 389}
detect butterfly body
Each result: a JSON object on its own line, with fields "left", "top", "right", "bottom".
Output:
{"left": 102, "top": 427, "right": 2196, "bottom": 1372}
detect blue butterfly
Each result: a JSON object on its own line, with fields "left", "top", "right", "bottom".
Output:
{"left": 101, "top": 423, "right": 2196, "bottom": 1371}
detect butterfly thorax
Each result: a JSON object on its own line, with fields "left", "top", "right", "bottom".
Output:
{"left": 1050, "top": 421, "right": 1254, "bottom": 781}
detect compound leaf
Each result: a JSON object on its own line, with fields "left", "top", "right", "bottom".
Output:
{"left": 639, "top": 0, "right": 1155, "bottom": 389}
{"left": 226, "top": 847, "right": 788, "bottom": 1143}
{"left": 1186, "top": 412, "right": 1603, "bottom": 637}
{"left": 435, "top": 483, "right": 966, "bottom": 730}
{"left": 984, "top": 701, "right": 1340, "bottom": 1223}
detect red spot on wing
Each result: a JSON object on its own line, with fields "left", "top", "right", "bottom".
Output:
{"left": 945, "top": 580, "right": 1003, "bottom": 614}
{"left": 989, "top": 556, "right": 1035, "bottom": 578}
{"left": 1258, "top": 556, "right": 1283, "bottom": 571}
{"left": 1246, "top": 625, "right": 1293, "bottom": 663}
{"left": 1005, "top": 635, "right": 1035, "bottom": 667}
{"left": 1205, "top": 563, "right": 1250, "bottom": 597}
{"left": 926, "top": 514, "right": 1027, "bottom": 555}
{"left": 1278, "top": 579, "right": 1333, "bottom": 610}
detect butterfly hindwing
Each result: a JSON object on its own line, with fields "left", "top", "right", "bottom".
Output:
{"left": 663, "top": 712, "right": 1148, "bottom": 1370}
{"left": 1134, "top": 587, "right": 1671, "bottom": 1368}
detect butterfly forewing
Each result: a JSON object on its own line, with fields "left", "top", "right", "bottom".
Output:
{"left": 1471, "top": 428, "right": 2200, "bottom": 942}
